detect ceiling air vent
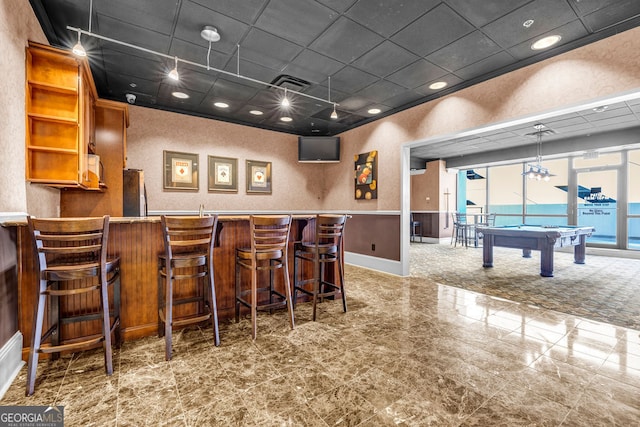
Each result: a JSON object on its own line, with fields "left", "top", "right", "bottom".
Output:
{"left": 269, "top": 74, "right": 311, "bottom": 91}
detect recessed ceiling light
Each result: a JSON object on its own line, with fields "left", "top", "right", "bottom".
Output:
{"left": 531, "top": 35, "right": 562, "bottom": 50}
{"left": 280, "top": 116, "right": 292, "bottom": 122}
{"left": 523, "top": 19, "right": 534, "bottom": 28}
{"left": 368, "top": 108, "right": 381, "bottom": 115}
{"left": 172, "top": 91, "right": 189, "bottom": 99}
{"left": 249, "top": 110, "right": 264, "bottom": 116}
{"left": 129, "top": 83, "right": 137, "bottom": 88}
{"left": 593, "top": 105, "right": 609, "bottom": 113}
{"left": 214, "top": 102, "right": 229, "bottom": 108}
{"left": 429, "top": 81, "right": 447, "bottom": 90}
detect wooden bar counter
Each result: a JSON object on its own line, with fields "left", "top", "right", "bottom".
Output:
{"left": 13, "top": 215, "right": 329, "bottom": 355}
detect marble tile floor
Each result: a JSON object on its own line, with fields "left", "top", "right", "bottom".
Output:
{"left": 2, "top": 258, "right": 640, "bottom": 425}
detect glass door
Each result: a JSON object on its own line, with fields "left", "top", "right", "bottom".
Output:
{"left": 576, "top": 169, "right": 618, "bottom": 246}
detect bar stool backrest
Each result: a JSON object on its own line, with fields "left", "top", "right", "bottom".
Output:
{"left": 312, "top": 214, "right": 347, "bottom": 255}
{"left": 161, "top": 215, "right": 217, "bottom": 260}
{"left": 29, "top": 216, "right": 109, "bottom": 279}
{"left": 249, "top": 215, "right": 292, "bottom": 260}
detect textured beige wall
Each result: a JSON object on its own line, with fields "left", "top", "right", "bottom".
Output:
{"left": 126, "top": 106, "right": 326, "bottom": 212}
{"left": 0, "top": 0, "right": 59, "bottom": 216}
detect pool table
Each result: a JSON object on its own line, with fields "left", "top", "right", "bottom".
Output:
{"left": 478, "top": 225, "right": 595, "bottom": 277}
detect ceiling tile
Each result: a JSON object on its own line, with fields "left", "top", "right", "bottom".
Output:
{"left": 391, "top": 3, "right": 475, "bottom": 57}
{"left": 310, "top": 16, "right": 384, "bottom": 63}
{"left": 379, "top": 90, "right": 424, "bottom": 109}
{"left": 255, "top": 0, "right": 338, "bottom": 46}
{"left": 579, "top": 0, "right": 640, "bottom": 32}
{"left": 315, "top": 0, "right": 358, "bottom": 13}
{"left": 356, "top": 80, "right": 407, "bottom": 104}
{"left": 94, "top": 0, "right": 178, "bottom": 35}
{"left": 168, "top": 38, "right": 230, "bottom": 72}
{"left": 352, "top": 41, "right": 419, "bottom": 78}
{"left": 238, "top": 28, "right": 303, "bottom": 70}
{"left": 445, "top": 0, "right": 531, "bottom": 27}
{"left": 482, "top": 0, "right": 578, "bottom": 48}
{"left": 94, "top": 14, "right": 171, "bottom": 54}
{"left": 189, "top": 0, "right": 269, "bottom": 24}
{"left": 330, "top": 66, "right": 379, "bottom": 93}
{"left": 386, "top": 60, "right": 448, "bottom": 89}
{"left": 283, "top": 50, "right": 344, "bottom": 84}
{"left": 345, "top": 0, "right": 439, "bottom": 37}
{"left": 426, "top": 31, "right": 503, "bottom": 72}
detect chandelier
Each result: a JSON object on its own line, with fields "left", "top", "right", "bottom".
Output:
{"left": 523, "top": 123, "right": 554, "bottom": 181}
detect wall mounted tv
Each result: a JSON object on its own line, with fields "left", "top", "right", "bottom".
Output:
{"left": 298, "top": 136, "right": 341, "bottom": 163}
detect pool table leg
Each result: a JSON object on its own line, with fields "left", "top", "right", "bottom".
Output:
{"left": 522, "top": 248, "right": 532, "bottom": 258}
{"left": 574, "top": 235, "right": 587, "bottom": 264}
{"left": 540, "top": 245, "right": 554, "bottom": 277}
{"left": 482, "top": 235, "right": 494, "bottom": 268}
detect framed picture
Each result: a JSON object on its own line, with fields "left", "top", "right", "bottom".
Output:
{"left": 354, "top": 150, "right": 377, "bottom": 200}
{"left": 246, "top": 160, "right": 272, "bottom": 194}
{"left": 163, "top": 150, "right": 199, "bottom": 191}
{"left": 208, "top": 155, "right": 238, "bottom": 192}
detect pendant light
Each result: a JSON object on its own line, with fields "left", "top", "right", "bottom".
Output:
{"left": 168, "top": 56, "right": 179, "bottom": 81}
{"left": 281, "top": 88, "right": 290, "bottom": 107}
{"left": 72, "top": 30, "right": 86, "bottom": 57}
{"left": 522, "top": 124, "right": 554, "bottom": 181}
{"left": 328, "top": 76, "right": 338, "bottom": 120}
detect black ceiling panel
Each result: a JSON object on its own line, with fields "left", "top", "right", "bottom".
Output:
{"left": 391, "top": 3, "right": 475, "bottom": 57}
{"left": 254, "top": 0, "right": 338, "bottom": 46}
{"left": 345, "top": 0, "right": 439, "bottom": 37}
{"left": 426, "top": 31, "right": 502, "bottom": 72}
{"left": 351, "top": 41, "right": 419, "bottom": 78}
{"left": 310, "top": 16, "right": 384, "bottom": 63}
{"left": 29, "top": 0, "right": 640, "bottom": 137}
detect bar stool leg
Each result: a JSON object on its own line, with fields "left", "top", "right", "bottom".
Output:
{"left": 26, "top": 284, "right": 46, "bottom": 396}
{"left": 207, "top": 270, "right": 220, "bottom": 347}
{"left": 100, "top": 271, "right": 114, "bottom": 375}
{"left": 251, "top": 267, "right": 258, "bottom": 340}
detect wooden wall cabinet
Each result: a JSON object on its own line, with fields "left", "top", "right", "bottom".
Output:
{"left": 25, "top": 42, "right": 98, "bottom": 189}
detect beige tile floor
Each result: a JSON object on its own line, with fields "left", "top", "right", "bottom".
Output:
{"left": 2, "top": 245, "right": 640, "bottom": 426}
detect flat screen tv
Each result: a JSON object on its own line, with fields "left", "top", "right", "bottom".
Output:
{"left": 298, "top": 136, "right": 341, "bottom": 163}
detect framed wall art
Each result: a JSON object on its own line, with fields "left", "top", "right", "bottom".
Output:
{"left": 354, "top": 150, "right": 377, "bottom": 200}
{"left": 208, "top": 155, "right": 238, "bottom": 192}
{"left": 163, "top": 150, "right": 199, "bottom": 191}
{"left": 246, "top": 159, "right": 272, "bottom": 194}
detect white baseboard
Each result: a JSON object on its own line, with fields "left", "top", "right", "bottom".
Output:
{"left": 344, "top": 251, "right": 405, "bottom": 276}
{"left": 0, "top": 332, "right": 25, "bottom": 399}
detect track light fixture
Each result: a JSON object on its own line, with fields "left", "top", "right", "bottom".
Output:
{"left": 331, "top": 104, "right": 338, "bottom": 120}
{"left": 168, "top": 56, "right": 179, "bottom": 81}
{"left": 72, "top": 30, "right": 86, "bottom": 57}
{"left": 65, "top": 24, "right": 339, "bottom": 120}
{"left": 281, "top": 88, "right": 290, "bottom": 107}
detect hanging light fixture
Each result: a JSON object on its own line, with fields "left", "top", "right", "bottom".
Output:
{"left": 72, "top": 30, "right": 86, "bottom": 56}
{"left": 522, "top": 123, "right": 554, "bottom": 181}
{"left": 328, "top": 76, "right": 338, "bottom": 120}
{"left": 168, "top": 56, "right": 179, "bottom": 81}
{"left": 281, "top": 88, "right": 290, "bottom": 107}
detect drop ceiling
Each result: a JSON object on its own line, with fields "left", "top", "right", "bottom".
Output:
{"left": 30, "top": 0, "right": 640, "bottom": 140}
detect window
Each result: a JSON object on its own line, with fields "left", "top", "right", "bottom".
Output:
{"left": 525, "top": 158, "right": 569, "bottom": 226}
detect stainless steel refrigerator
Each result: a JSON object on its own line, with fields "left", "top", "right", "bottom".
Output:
{"left": 123, "top": 169, "right": 147, "bottom": 217}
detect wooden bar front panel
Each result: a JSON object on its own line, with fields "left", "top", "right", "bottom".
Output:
{"left": 17, "top": 216, "right": 323, "bottom": 354}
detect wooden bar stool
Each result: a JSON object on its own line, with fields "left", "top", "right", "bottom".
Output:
{"left": 235, "top": 215, "right": 294, "bottom": 339}
{"left": 293, "top": 214, "right": 347, "bottom": 321}
{"left": 26, "top": 215, "right": 121, "bottom": 396}
{"left": 158, "top": 215, "right": 220, "bottom": 361}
